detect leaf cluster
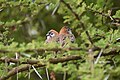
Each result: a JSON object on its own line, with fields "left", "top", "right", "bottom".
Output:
{"left": 0, "top": 0, "right": 120, "bottom": 80}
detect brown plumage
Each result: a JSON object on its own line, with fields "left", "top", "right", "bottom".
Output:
{"left": 45, "top": 26, "right": 75, "bottom": 47}
{"left": 59, "top": 26, "right": 75, "bottom": 47}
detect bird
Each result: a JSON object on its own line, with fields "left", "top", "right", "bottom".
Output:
{"left": 45, "top": 26, "right": 75, "bottom": 57}
{"left": 45, "top": 29, "right": 59, "bottom": 43}
{"left": 58, "top": 26, "right": 75, "bottom": 47}
{"left": 45, "top": 29, "right": 59, "bottom": 58}
{"left": 45, "top": 26, "right": 75, "bottom": 47}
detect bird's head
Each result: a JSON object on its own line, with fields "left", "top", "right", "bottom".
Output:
{"left": 59, "top": 26, "right": 72, "bottom": 35}
{"left": 46, "top": 29, "right": 59, "bottom": 43}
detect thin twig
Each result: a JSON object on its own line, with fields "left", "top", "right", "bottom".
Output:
{"left": 32, "top": 65, "right": 43, "bottom": 80}
{"left": 88, "top": 49, "right": 94, "bottom": 76}
{"left": 86, "top": 7, "right": 109, "bottom": 18}
{"left": 28, "top": 66, "right": 31, "bottom": 79}
{"left": 60, "top": 0, "right": 94, "bottom": 45}
{"left": 63, "top": 71, "right": 66, "bottom": 80}
{"left": 52, "top": 1, "right": 60, "bottom": 15}
{"left": 94, "top": 49, "right": 103, "bottom": 64}
{"left": 46, "top": 68, "right": 50, "bottom": 80}
{"left": 86, "top": 7, "right": 120, "bottom": 25}
{"left": 104, "top": 74, "right": 110, "bottom": 80}
{"left": 0, "top": 64, "right": 45, "bottom": 80}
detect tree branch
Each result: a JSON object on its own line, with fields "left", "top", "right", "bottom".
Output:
{"left": 0, "top": 64, "right": 45, "bottom": 80}
{"left": 49, "top": 55, "right": 81, "bottom": 64}
{"left": 0, "top": 49, "right": 119, "bottom": 80}
{"left": 0, "top": 49, "right": 119, "bottom": 65}
{"left": 60, "top": 0, "right": 94, "bottom": 45}
{"left": 0, "top": 55, "right": 81, "bottom": 80}
{"left": 0, "top": 55, "right": 82, "bottom": 65}
{"left": 0, "top": 47, "right": 86, "bottom": 54}
{"left": 86, "top": 7, "right": 120, "bottom": 26}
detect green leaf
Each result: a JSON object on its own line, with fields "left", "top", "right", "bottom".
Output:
{"left": 113, "top": 10, "right": 120, "bottom": 18}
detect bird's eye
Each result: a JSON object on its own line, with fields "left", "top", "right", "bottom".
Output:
{"left": 51, "top": 32, "right": 53, "bottom": 35}
{"left": 50, "top": 32, "right": 55, "bottom": 37}
{"left": 67, "top": 28, "right": 72, "bottom": 32}
{"left": 67, "top": 29, "right": 72, "bottom": 34}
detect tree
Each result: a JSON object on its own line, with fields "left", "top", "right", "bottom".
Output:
{"left": 0, "top": 0, "right": 120, "bottom": 80}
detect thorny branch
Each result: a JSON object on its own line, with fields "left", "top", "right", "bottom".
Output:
{"left": 0, "top": 1, "right": 120, "bottom": 79}
{"left": 0, "top": 47, "right": 86, "bottom": 54}
{"left": 60, "top": 0, "right": 94, "bottom": 45}
{"left": 0, "top": 48, "right": 119, "bottom": 64}
{"left": 25, "top": 47, "right": 86, "bottom": 53}
{"left": 0, "top": 49, "right": 119, "bottom": 80}
{"left": 0, "top": 47, "right": 119, "bottom": 80}
{"left": 60, "top": 0, "right": 120, "bottom": 45}
{"left": 0, "top": 55, "right": 82, "bottom": 64}
{"left": 0, "top": 64, "right": 45, "bottom": 80}
{"left": 0, "top": 55, "right": 81, "bottom": 80}
{"left": 86, "top": 7, "right": 120, "bottom": 26}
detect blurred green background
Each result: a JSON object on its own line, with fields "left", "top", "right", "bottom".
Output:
{"left": 0, "top": 0, "right": 120, "bottom": 80}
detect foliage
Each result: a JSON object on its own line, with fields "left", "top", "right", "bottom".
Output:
{"left": 0, "top": 0, "right": 120, "bottom": 80}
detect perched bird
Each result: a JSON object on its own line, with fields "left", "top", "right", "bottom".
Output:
{"left": 45, "top": 29, "right": 59, "bottom": 58}
{"left": 45, "top": 29, "right": 59, "bottom": 43}
{"left": 45, "top": 27, "right": 75, "bottom": 57}
{"left": 59, "top": 26, "right": 75, "bottom": 47}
